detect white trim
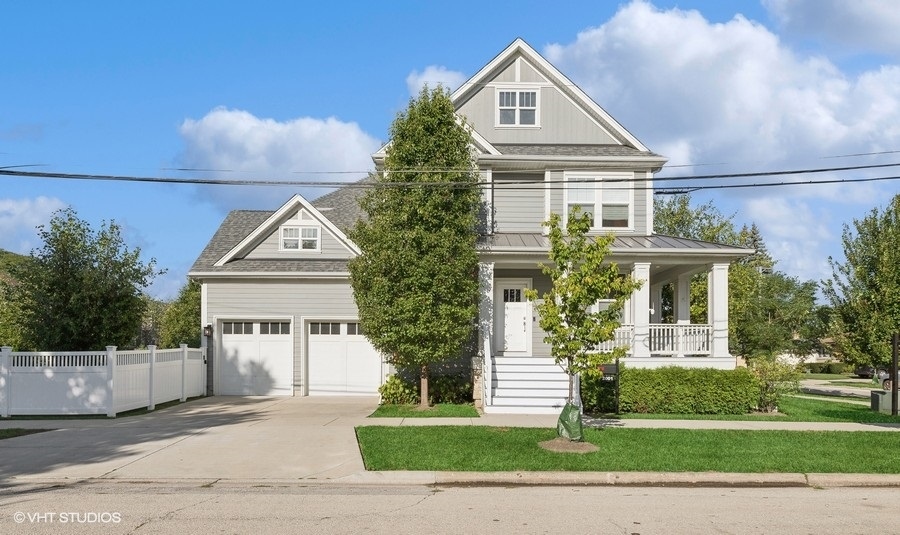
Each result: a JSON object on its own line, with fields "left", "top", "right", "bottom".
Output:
{"left": 449, "top": 38, "right": 650, "bottom": 151}
{"left": 493, "top": 278, "right": 533, "bottom": 356}
{"left": 493, "top": 86, "right": 542, "bottom": 128}
{"left": 278, "top": 223, "right": 322, "bottom": 253}
{"left": 562, "top": 171, "right": 635, "bottom": 232}
{"left": 189, "top": 271, "right": 351, "bottom": 279}
{"left": 214, "top": 194, "right": 359, "bottom": 267}
{"left": 299, "top": 315, "right": 387, "bottom": 397}
{"left": 214, "top": 315, "right": 295, "bottom": 396}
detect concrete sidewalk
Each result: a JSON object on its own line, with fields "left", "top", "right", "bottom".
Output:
{"left": 2, "top": 395, "right": 899, "bottom": 490}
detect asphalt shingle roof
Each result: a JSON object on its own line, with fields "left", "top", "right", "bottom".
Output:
{"left": 493, "top": 144, "right": 662, "bottom": 158}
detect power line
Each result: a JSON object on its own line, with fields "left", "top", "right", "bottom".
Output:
{"left": 3, "top": 161, "right": 900, "bottom": 190}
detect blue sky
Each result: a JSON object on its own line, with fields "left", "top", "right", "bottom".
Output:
{"left": 3, "top": 0, "right": 900, "bottom": 299}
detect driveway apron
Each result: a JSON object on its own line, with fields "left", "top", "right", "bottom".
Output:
{"left": 0, "top": 396, "right": 379, "bottom": 483}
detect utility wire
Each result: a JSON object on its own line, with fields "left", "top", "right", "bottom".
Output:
{"left": 3, "top": 161, "right": 900, "bottom": 189}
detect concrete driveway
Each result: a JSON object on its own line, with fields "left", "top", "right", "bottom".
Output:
{"left": 0, "top": 396, "right": 379, "bottom": 485}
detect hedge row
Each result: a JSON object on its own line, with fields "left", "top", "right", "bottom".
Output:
{"left": 582, "top": 366, "right": 759, "bottom": 415}
{"left": 803, "top": 362, "right": 848, "bottom": 374}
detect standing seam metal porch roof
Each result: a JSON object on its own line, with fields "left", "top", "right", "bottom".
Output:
{"left": 190, "top": 202, "right": 751, "bottom": 275}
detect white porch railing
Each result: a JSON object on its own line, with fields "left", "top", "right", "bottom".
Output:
{"left": 595, "top": 324, "right": 712, "bottom": 357}
{"left": 649, "top": 324, "right": 712, "bottom": 357}
{"left": 0, "top": 344, "right": 206, "bottom": 418}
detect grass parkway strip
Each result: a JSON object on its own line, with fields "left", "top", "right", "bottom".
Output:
{"left": 356, "top": 426, "right": 900, "bottom": 474}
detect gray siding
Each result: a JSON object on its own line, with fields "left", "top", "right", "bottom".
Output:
{"left": 493, "top": 173, "right": 545, "bottom": 232}
{"left": 244, "top": 225, "right": 353, "bottom": 260}
{"left": 546, "top": 170, "right": 650, "bottom": 237}
{"left": 206, "top": 279, "right": 359, "bottom": 392}
{"left": 548, "top": 170, "right": 563, "bottom": 220}
{"left": 458, "top": 85, "right": 619, "bottom": 145}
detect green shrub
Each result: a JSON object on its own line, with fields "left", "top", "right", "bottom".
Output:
{"left": 802, "top": 361, "right": 848, "bottom": 374}
{"left": 583, "top": 366, "right": 759, "bottom": 415}
{"left": 748, "top": 357, "right": 801, "bottom": 412}
{"left": 429, "top": 374, "right": 473, "bottom": 404}
{"left": 378, "top": 372, "right": 473, "bottom": 405}
{"left": 378, "top": 375, "right": 418, "bottom": 405}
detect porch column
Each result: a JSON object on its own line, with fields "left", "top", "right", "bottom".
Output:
{"left": 632, "top": 263, "right": 651, "bottom": 358}
{"left": 478, "top": 261, "right": 494, "bottom": 407}
{"left": 707, "top": 263, "right": 730, "bottom": 358}
{"left": 675, "top": 273, "right": 692, "bottom": 325}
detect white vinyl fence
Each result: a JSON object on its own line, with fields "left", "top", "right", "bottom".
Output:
{"left": 0, "top": 345, "right": 206, "bottom": 417}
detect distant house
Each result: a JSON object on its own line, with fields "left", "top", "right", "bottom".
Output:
{"left": 190, "top": 38, "right": 751, "bottom": 413}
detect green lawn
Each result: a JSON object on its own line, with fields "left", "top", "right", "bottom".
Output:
{"left": 0, "top": 429, "right": 49, "bottom": 440}
{"left": 593, "top": 395, "right": 899, "bottom": 423}
{"left": 356, "top": 426, "right": 900, "bottom": 473}
{"left": 370, "top": 404, "right": 479, "bottom": 418}
{"left": 802, "top": 373, "right": 855, "bottom": 380}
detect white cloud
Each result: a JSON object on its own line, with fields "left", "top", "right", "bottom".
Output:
{"left": 744, "top": 197, "right": 834, "bottom": 283}
{"left": 542, "top": 0, "right": 900, "bottom": 283}
{"left": 406, "top": 66, "right": 467, "bottom": 96}
{"left": 178, "top": 107, "right": 381, "bottom": 211}
{"left": 0, "top": 197, "right": 67, "bottom": 254}
{"left": 764, "top": 0, "right": 900, "bottom": 56}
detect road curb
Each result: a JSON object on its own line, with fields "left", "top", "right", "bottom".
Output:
{"left": 342, "top": 471, "right": 900, "bottom": 488}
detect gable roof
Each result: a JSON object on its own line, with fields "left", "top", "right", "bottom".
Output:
{"left": 213, "top": 193, "right": 358, "bottom": 268}
{"left": 451, "top": 38, "right": 651, "bottom": 153}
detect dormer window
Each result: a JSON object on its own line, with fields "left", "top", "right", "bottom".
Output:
{"left": 564, "top": 172, "right": 633, "bottom": 230}
{"left": 497, "top": 89, "right": 539, "bottom": 126}
{"left": 280, "top": 224, "right": 320, "bottom": 251}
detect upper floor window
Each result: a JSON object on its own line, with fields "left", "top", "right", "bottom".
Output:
{"left": 565, "top": 174, "right": 633, "bottom": 230}
{"left": 280, "top": 225, "right": 320, "bottom": 252}
{"left": 497, "top": 89, "right": 539, "bottom": 126}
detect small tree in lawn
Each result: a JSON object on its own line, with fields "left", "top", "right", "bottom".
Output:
{"left": 525, "top": 208, "right": 642, "bottom": 435}
{"left": 349, "top": 85, "right": 481, "bottom": 408}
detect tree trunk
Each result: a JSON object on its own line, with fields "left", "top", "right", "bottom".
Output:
{"left": 419, "top": 364, "right": 429, "bottom": 408}
{"left": 567, "top": 357, "right": 575, "bottom": 403}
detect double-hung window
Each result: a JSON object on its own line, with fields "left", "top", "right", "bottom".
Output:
{"left": 565, "top": 173, "right": 633, "bottom": 230}
{"left": 280, "top": 225, "right": 320, "bottom": 251}
{"left": 497, "top": 89, "right": 538, "bottom": 126}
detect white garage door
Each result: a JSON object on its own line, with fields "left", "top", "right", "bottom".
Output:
{"left": 308, "top": 321, "right": 383, "bottom": 395}
{"left": 219, "top": 320, "right": 293, "bottom": 395}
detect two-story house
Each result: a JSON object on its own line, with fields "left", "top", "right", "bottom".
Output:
{"left": 190, "top": 39, "right": 751, "bottom": 413}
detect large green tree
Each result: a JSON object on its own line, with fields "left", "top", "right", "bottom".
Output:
{"left": 348, "top": 86, "right": 481, "bottom": 407}
{"left": 823, "top": 195, "right": 900, "bottom": 369}
{"left": 4, "top": 207, "right": 162, "bottom": 350}
{"left": 159, "top": 279, "right": 202, "bottom": 348}
{"left": 653, "top": 194, "right": 819, "bottom": 359}
{"left": 526, "top": 209, "right": 642, "bottom": 405}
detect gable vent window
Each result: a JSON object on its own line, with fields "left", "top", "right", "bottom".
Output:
{"left": 498, "top": 89, "right": 538, "bottom": 126}
{"left": 280, "top": 225, "right": 320, "bottom": 252}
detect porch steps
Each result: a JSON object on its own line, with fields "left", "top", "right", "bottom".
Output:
{"left": 486, "top": 356, "right": 569, "bottom": 414}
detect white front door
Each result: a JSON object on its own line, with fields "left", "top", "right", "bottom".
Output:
{"left": 494, "top": 279, "right": 532, "bottom": 355}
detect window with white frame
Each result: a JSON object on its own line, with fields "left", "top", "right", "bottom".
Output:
{"left": 280, "top": 225, "right": 320, "bottom": 251}
{"left": 497, "top": 89, "right": 538, "bottom": 126}
{"left": 565, "top": 174, "right": 632, "bottom": 229}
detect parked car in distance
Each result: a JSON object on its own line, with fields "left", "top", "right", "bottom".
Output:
{"left": 854, "top": 365, "right": 876, "bottom": 378}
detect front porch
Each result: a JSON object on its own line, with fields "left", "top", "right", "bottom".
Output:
{"left": 477, "top": 245, "right": 744, "bottom": 414}
{"left": 483, "top": 324, "right": 736, "bottom": 414}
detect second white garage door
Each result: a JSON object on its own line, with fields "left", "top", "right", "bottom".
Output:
{"left": 308, "top": 321, "right": 383, "bottom": 395}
